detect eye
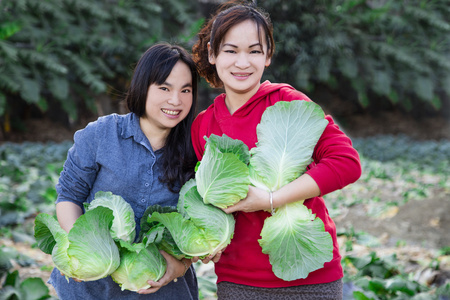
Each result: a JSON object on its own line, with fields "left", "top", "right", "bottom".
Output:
{"left": 250, "top": 49, "right": 263, "bottom": 54}
{"left": 159, "top": 87, "right": 169, "bottom": 91}
{"left": 224, "top": 49, "right": 236, "bottom": 54}
{"left": 181, "top": 88, "right": 192, "bottom": 93}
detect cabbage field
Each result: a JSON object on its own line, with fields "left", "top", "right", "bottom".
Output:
{"left": 0, "top": 135, "right": 449, "bottom": 299}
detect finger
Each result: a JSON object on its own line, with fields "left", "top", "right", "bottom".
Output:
{"left": 192, "top": 256, "right": 199, "bottom": 263}
{"left": 223, "top": 204, "right": 239, "bottom": 214}
{"left": 147, "top": 280, "right": 162, "bottom": 287}
{"left": 201, "top": 255, "right": 212, "bottom": 264}
{"left": 212, "top": 251, "right": 222, "bottom": 263}
{"left": 159, "top": 250, "right": 171, "bottom": 260}
{"left": 137, "top": 286, "right": 160, "bottom": 294}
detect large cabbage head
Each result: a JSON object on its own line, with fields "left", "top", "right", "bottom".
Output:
{"left": 111, "top": 242, "right": 166, "bottom": 292}
{"left": 34, "top": 206, "right": 120, "bottom": 281}
{"left": 147, "top": 179, "right": 235, "bottom": 258}
{"left": 195, "top": 134, "right": 250, "bottom": 208}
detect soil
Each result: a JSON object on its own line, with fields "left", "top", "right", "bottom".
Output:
{"left": 1, "top": 110, "right": 449, "bottom": 298}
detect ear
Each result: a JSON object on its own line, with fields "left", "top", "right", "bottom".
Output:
{"left": 207, "top": 42, "right": 216, "bottom": 65}
{"left": 265, "top": 56, "right": 271, "bottom": 68}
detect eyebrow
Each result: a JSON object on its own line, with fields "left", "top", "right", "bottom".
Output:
{"left": 162, "top": 82, "right": 192, "bottom": 88}
{"left": 222, "top": 43, "right": 263, "bottom": 48}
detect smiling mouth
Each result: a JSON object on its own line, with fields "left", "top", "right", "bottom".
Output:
{"left": 232, "top": 73, "right": 251, "bottom": 77}
{"left": 161, "top": 109, "right": 181, "bottom": 116}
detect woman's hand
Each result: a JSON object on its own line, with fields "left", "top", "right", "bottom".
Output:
{"left": 192, "top": 250, "right": 223, "bottom": 264}
{"left": 223, "top": 186, "right": 270, "bottom": 214}
{"left": 137, "top": 251, "right": 190, "bottom": 294}
{"left": 60, "top": 272, "right": 83, "bottom": 282}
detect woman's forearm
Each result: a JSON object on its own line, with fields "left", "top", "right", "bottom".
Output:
{"left": 56, "top": 201, "right": 83, "bottom": 233}
{"left": 272, "top": 173, "right": 321, "bottom": 208}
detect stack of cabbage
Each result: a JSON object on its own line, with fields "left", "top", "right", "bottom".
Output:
{"left": 34, "top": 192, "right": 166, "bottom": 291}
{"left": 142, "top": 126, "right": 253, "bottom": 260}
{"left": 34, "top": 182, "right": 237, "bottom": 290}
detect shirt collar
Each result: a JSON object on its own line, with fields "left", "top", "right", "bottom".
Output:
{"left": 121, "top": 113, "right": 158, "bottom": 155}
{"left": 121, "top": 113, "right": 141, "bottom": 139}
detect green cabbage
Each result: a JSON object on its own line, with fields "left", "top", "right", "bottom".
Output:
{"left": 139, "top": 205, "right": 186, "bottom": 260}
{"left": 111, "top": 241, "right": 166, "bottom": 292}
{"left": 34, "top": 206, "right": 120, "bottom": 281}
{"left": 34, "top": 191, "right": 167, "bottom": 289}
{"left": 259, "top": 202, "right": 333, "bottom": 280}
{"left": 195, "top": 134, "right": 250, "bottom": 208}
{"left": 249, "top": 100, "right": 330, "bottom": 191}
{"left": 146, "top": 179, "right": 235, "bottom": 258}
{"left": 251, "top": 100, "right": 333, "bottom": 281}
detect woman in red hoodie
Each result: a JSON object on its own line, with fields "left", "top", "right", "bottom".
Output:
{"left": 191, "top": 1, "right": 361, "bottom": 299}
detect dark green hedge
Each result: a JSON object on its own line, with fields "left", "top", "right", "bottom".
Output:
{"left": 1, "top": 0, "right": 449, "bottom": 134}
{"left": 0, "top": 0, "right": 201, "bottom": 123}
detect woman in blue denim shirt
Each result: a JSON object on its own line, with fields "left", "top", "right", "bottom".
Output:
{"left": 49, "top": 43, "right": 199, "bottom": 299}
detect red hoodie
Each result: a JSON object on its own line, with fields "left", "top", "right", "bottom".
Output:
{"left": 191, "top": 81, "right": 361, "bottom": 288}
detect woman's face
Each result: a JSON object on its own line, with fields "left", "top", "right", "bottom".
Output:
{"left": 209, "top": 19, "right": 271, "bottom": 100}
{"left": 141, "top": 61, "right": 193, "bottom": 134}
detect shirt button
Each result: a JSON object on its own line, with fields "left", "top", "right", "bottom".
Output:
{"left": 141, "top": 199, "right": 145, "bottom": 203}
{"left": 145, "top": 183, "right": 149, "bottom": 187}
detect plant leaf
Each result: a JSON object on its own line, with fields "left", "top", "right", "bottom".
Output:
{"left": 259, "top": 202, "right": 333, "bottom": 281}
{"left": 85, "top": 191, "right": 136, "bottom": 243}
{"left": 249, "top": 100, "right": 329, "bottom": 191}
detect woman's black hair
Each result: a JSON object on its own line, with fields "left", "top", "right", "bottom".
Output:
{"left": 126, "top": 42, "right": 198, "bottom": 192}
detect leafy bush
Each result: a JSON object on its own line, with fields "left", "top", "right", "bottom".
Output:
{"left": 262, "top": 0, "right": 450, "bottom": 110}
{"left": 0, "top": 0, "right": 201, "bottom": 123}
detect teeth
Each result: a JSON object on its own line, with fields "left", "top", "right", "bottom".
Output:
{"left": 162, "top": 109, "right": 180, "bottom": 115}
{"left": 233, "top": 74, "right": 249, "bottom": 77}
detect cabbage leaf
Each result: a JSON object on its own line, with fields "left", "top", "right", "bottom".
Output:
{"left": 250, "top": 100, "right": 329, "bottom": 191}
{"left": 259, "top": 202, "right": 333, "bottom": 280}
{"left": 85, "top": 191, "right": 136, "bottom": 243}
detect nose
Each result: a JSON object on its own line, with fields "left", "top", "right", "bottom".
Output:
{"left": 235, "top": 53, "right": 250, "bottom": 69}
{"left": 167, "top": 92, "right": 181, "bottom": 106}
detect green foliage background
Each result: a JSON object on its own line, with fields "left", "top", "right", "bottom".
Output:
{"left": 0, "top": 0, "right": 449, "bottom": 133}
{"left": 262, "top": 0, "right": 450, "bottom": 110}
{"left": 0, "top": 0, "right": 201, "bottom": 125}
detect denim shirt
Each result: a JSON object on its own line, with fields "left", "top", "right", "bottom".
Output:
{"left": 56, "top": 113, "right": 180, "bottom": 236}
{"left": 51, "top": 113, "right": 198, "bottom": 300}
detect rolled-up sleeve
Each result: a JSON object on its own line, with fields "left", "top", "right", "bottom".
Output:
{"left": 306, "top": 115, "right": 362, "bottom": 196}
{"left": 55, "top": 123, "right": 99, "bottom": 208}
